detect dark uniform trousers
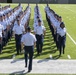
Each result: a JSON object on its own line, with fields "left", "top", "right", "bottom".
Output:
{"left": 58, "top": 35, "right": 66, "bottom": 55}
{"left": 24, "top": 46, "right": 34, "bottom": 71}
{"left": 15, "top": 34, "right": 22, "bottom": 54}
{"left": 0, "top": 37, "right": 2, "bottom": 53}
{"left": 2, "top": 29, "right": 7, "bottom": 46}
{"left": 36, "top": 34, "right": 43, "bottom": 54}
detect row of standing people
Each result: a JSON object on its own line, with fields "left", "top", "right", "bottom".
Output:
{"left": 33, "top": 4, "right": 46, "bottom": 55}
{"left": 0, "top": 4, "right": 22, "bottom": 54}
{"left": 45, "top": 4, "right": 66, "bottom": 56}
{"left": 21, "top": 4, "right": 46, "bottom": 72}
{"left": 13, "top": 5, "right": 31, "bottom": 55}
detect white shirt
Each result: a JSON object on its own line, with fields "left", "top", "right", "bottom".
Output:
{"left": 13, "top": 24, "right": 25, "bottom": 35}
{"left": 21, "top": 33, "right": 36, "bottom": 46}
{"left": 34, "top": 25, "right": 46, "bottom": 35}
{"left": 59, "top": 28, "right": 66, "bottom": 37}
{"left": 0, "top": 24, "right": 4, "bottom": 37}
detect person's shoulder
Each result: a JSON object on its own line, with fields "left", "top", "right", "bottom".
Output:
{"left": 42, "top": 25, "right": 45, "bottom": 28}
{"left": 30, "top": 33, "right": 35, "bottom": 36}
{"left": 0, "top": 23, "right": 2, "bottom": 26}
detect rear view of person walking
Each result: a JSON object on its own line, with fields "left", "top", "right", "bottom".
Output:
{"left": 21, "top": 27, "right": 36, "bottom": 72}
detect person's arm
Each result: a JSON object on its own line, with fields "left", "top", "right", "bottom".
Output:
{"left": 34, "top": 42, "right": 36, "bottom": 48}
{"left": 43, "top": 26, "right": 46, "bottom": 37}
{"left": 43, "top": 30, "right": 46, "bottom": 37}
{"left": 34, "top": 28, "right": 36, "bottom": 35}
{"left": 21, "top": 36, "right": 24, "bottom": 51}
{"left": 2, "top": 30, "right": 4, "bottom": 35}
{"left": 21, "top": 42, "right": 24, "bottom": 50}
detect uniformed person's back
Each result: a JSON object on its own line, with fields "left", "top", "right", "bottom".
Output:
{"left": 21, "top": 27, "right": 36, "bottom": 72}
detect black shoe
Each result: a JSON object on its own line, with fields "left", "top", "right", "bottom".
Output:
{"left": 25, "top": 65, "right": 27, "bottom": 68}
{"left": 28, "top": 70, "right": 31, "bottom": 72}
{"left": 0, "top": 51, "right": 2, "bottom": 54}
{"left": 59, "top": 54, "right": 61, "bottom": 57}
{"left": 16, "top": 53, "right": 19, "bottom": 55}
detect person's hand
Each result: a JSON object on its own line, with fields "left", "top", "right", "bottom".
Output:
{"left": 21, "top": 50, "right": 24, "bottom": 53}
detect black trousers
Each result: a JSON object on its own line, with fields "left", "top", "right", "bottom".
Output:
{"left": 0, "top": 44, "right": 2, "bottom": 53}
{"left": 36, "top": 34, "right": 43, "bottom": 54}
{"left": 58, "top": 35, "right": 66, "bottom": 55}
{"left": 24, "top": 46, "right": 34, "bottom": 71}
{"left": 15, "top": 34, "right": 22, "bottom": 54}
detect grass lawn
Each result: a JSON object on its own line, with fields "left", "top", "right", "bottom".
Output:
{"left": 0, "top": 4, "right": 76, "bottom": 60}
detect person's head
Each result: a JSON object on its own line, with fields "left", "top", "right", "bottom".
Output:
{"left": 6, "top": 12, "right": 10, "bottom": 17}
{"left": 26, "top": 26, "right": 31, "bottom": 32}
{"left": 37, "top": 16, "right": 39, "bottom": 20}
{"left": 0, "top": 15, "right": 3, "bottom": 21}
{"left": 59, "top": 16, "right": 62, "bottom": 22}
{"left": 38, "top": 20, "right": 41, "bottom": 26}
{"left": 60, "top": 22, "right": 65, "bottom": 29}
{"left": 3, "top": 14, "right": 6, "bottom": 20}
{"left": 17, "top": 19, "right": 20, "bottom": 25}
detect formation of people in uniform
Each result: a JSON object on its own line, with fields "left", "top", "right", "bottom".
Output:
{"left": 0, "top": 4, "right": 66, "bottom": 72}
{"left": 34, "top": 4, "right": 46, "bottom": 55}
{"left": 45, "top": 4, "right": 66, "bottom": 56}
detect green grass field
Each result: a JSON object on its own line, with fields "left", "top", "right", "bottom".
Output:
{"left": 0, "top": 4, "right": 76, "bottom": 60}
{"left": 0, "top": 3, "right": 76, "bottom": 75}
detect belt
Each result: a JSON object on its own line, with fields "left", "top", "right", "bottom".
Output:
{"left": 24, "top": 45, "right": 33, "bottom": 47}
{"left": 15, "top": 34, "right": 22, "bottom": 36}
{"left": 36, "top": 34, "right": 43, "bottom": 36}
{"left": 4, "top": 29, "right": 7, "bottom": 31}
{"left": 59, "top": 35, "right": 66, "bottom": 38}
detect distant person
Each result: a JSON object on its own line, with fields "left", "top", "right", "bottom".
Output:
{"left": 21, "top": 27, "right": 36, "bottom": 72}
{"left": 13, "top": 19, "right": 25, "bottom": 55}
{"left": 0, "top": 23, "right": 4, "bottom": 54}
{"left": 34, "top": 20, "right": 46, "bottom": 55}
{"left": 58, "top": 22, "right": 66, "bottom": 56}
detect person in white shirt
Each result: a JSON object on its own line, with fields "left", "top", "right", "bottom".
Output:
{"left": 13, "top": 19, "right": 25, "bottom": 55}
{"left": 0, "top": 23, "right": 4, "bottom": 54}
{"left": 21, "top": 27, "right": 36, "bottom": 72}
{"left": 58, "top": 22, "right": 66, "bottom": 56}
{"left": 34, "top": 20, "right": 46, "bottom": 55}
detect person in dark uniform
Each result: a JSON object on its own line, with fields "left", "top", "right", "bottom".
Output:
{"left": 13, "top": 19, "right": 25, "bottom": 55}
{"left": 34, "top": 20, "right": 46, "bottom": 55}
{"left": 21, "top": 27, "right": 36, "bottom": 72}
{"left": 58, "top": 22, "right": 66, "bottom": 56}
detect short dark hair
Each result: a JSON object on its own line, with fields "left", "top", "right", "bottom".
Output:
{"left": 59, "top": 16, "right": 62, "bottom": 18}
{"left": 60, "top": 22, "right": 65, "bottom": 27}
{"left": 38, "top": 19, "right": 41, "bottom": 22}
{"left": 26, "top": 26, "right": 31, "bottom": 31}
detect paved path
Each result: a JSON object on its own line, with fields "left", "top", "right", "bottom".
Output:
{"left": 0, "top": 59, "right": 76, "bottom": 74}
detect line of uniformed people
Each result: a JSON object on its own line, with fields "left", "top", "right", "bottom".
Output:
{"left": 13, "top": 5, "right": 31, "bottom": 55}
{"left": 45, "top": 4, "right": 66, "bottom": 56}
{"left": 13, "top": 5, "right": 32, "bottom": 72}
{"left": 0, "top": 4, "right": 22, "bottom": 54}
{"left": 33, "top": 4, "right": 46, "bottom": 55}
